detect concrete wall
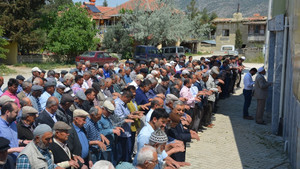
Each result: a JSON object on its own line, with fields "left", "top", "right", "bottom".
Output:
{"left": 17, "top": 54, "right": 66, "bottom": 63}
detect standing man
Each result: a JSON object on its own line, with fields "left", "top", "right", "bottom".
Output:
{"left": 2, "top": 78, "right": 20, "bottom": 108}
{"left": 253, "top": 67, "right": 272, "bottom": 125}
{"left": 17, "top": 81, "right": 32, "bottom": 101}
{"left": 243, "top": 68, "right": 257, "bottom": 120}
{"left": 35, "top": 97, "right": 59, "bottom": 128}
{"left": 28, "top": 85, "right": 44, "bottom": 113}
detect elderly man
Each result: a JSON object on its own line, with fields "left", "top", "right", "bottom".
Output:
{"left": 180, "top": 78, "right": 201, "bottom": 117}
{"left": 98, "top": 100, "right": 123, "bottom": 165}
{"left": 155, "top": 77, "right": 169, "bottom": 95}
{"left": 135, "top": 79, "right": 152, "bottom": 106}
{"left": 67, "top": 109, "right": 93, "bottom": 167}
{"left": 28, "top": 85, "right": 44, "bottom": 113}
{"left": 17, "top": 81, "right": 32, "bottom": 100}
{"left": 124, "top": 67, "right": 132, "bottom": 84}
{"left": 2, "top": 78, "right": 20, "bottom": 108}
{"left": 16, "top": 75, "right": 25, "bottom": 94}
{"left": 17, "top": 106, "right": 38, "bottom": 141}
{"left": 82, "top": 71, "right": 92, "bottom": 90}
{"left": 136, "top": 146, "right": 158, "bottom": 169}
{"left": 130, "top": 74, "right": 144, "bottom": 89}
{"left": 0, "top": 76, "right": 4, "bottom": 96}
{"left": 145, "top": 98, "right": 164, "bottom": 123}
{"left": 253, "top": 67, "right": 272, "bottom": 125}
{"left": 26, "top": 67, "right": 41, "bottom": 82}
{"left": 146, "top": 78, "right": 158, "bottom": 100}
{"left": 84, "top": 107, "right": 107, "bottom": 163}
{"left": 40, "top": 80, "right": 56, "bottom": 110}
{"left": 35, "top": 97, "right": 59, "bottom": 128}
{"left": 49, "top": 121, "right": 87, "bottom": 169}
{"left": 62, "top": 73, "right": 74, "bottom": 88}
{"left": 0, "top": 137, "right": 11, "bottom": 169}
{"left": 130, "top": 64, "right": 141, "bottom": 81}
{"left": 16, "top": 124, "right": 61, "bottom": 169}
{"left": 53, "top": 83, "right": 66, "bottom": 102}
{"left": 103, "top": 64, "right": 111, "bottom": 78}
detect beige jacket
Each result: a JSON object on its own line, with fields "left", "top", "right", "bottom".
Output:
{"left": 253, "top": 74, "right": 272, "bottom": 100}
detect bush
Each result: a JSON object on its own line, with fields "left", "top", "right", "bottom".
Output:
{"left": 0, "top": 64, "right": 16, "bottom": 76}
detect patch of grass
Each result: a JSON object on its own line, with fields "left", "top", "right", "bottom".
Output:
{"left": 244, "top": 53, "right": 265, "bottom": 63}
{"left": 0, "top": 64, "right": 17, "bottom": 76}
{"left": 14, "top": 62, "right": 74, "bottom": 70}
{"left": 185, "top": 51, "right": 211, "bottom": 56}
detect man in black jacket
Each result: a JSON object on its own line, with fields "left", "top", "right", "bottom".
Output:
{"left": 35, "top": 96, "right": 59, "bottom": 128}
{"left": 17, "top": 106, "right": 38, "bottom": 141}
{"left": 49, "top": 121, "right": 87, "bottom": 169}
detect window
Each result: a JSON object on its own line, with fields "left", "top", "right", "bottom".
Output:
{"left": 136, "top": 47, "right": 146, "bottom": 54}
{"left": 164, "top": 48, "right": 170, "bottom": 53}
{"left": 222, "top": 29, "right": 229, "bottom": 36}
{"left": 260, "top": 25, "right": 265, "bottom": 35}
{"left": 178, "top": 47, "right": 184, "bottom": 53}
{"left": 97, "top": 53, "right": 103, "bottom": 58}
{"left": 254, "top": 25, "right": 260, "bottom": 34}
{"left": 103, "top": 53, "right": 110, "bottom": 58}
{"left": 148, "top": 49, "right": 156, "bottom": 54}
{"left": 170, "top": 48, "right": 176, "bottom": 53}
{"left": 249, "top": 25, "right": 254, "bottom": 35}
{"left": 81, "top": 51, "right": 96, "bottom": 57}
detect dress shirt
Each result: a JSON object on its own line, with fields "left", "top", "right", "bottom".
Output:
{"left": 244, "top": 72, "right": 255, "bottom": 90}
{"left": 113, "top": 98, "right": 131, "bottom": 137}
{"left": 103, "top": 69, "right": 111, "bottom": 78}
{"left": 84, "top": 117, "right": 102, "bottom": 149}
{"left": 145, "top": 109, "right": 154, "bottom": 123}
{"left": 0, "top": 117, "right": 19, "bottom": 158}
{"left": 180, "top": 85, "right": 195, "bottom": 108}
{"left": 53, "top": 91, "right": 62, "bottom": 102}
{"left": 190, "top": 84, "right": 199, "bottom": 97}
{"left": 73, "top": 123, "right": 89, "bottom": 159}
{"left": 0, "top": 88, "right": 3, "bottom": 96}
{"left": 124, "top": 75, "right": 132, "bottom": 84}
{"left": 71, "top": 83, "right": 83, "bottom": 95}
{"left": 45, "top": 109, "right": 57, "bottom": 123}
{"left": 17, "top": 85, "right": 23, "bottom": 94}
{"left": 39, "top": 91, "right": 52, "bottom": 110}
{"left": 28, "top": 95, "right": 42, "bottom": 113}
{"left": 146, "top": 89, "right": 157, "bottom": 99}
{"left": 135, "top": 87, "right": 149, "bottom": 105}
{"left": 98, "top": 114, "right": 114, "bottom": 151}
{"left": 2, "top": 90, "right": 20, "bottom": 108}
{"left": 82, "top": 79, "right": 91, "bottom": 89}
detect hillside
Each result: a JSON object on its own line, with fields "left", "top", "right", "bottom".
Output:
{"left": 175, "top": 0, "right": 269, "bottom": 17}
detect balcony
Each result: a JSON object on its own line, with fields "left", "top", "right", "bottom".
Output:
{"left": 248, "top": 35, "right": 265, "bottom": 42}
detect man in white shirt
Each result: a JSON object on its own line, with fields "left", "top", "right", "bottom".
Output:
{"left": 243, "top": 68, "right": 257, "bottom": 120}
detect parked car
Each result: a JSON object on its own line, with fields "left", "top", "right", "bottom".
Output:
{"left": 75, "top": 51, "right": 118, "bottom": 67}
{"left": 133, "top": 45, "right": 164, "bottom": 63}
{"left": 161, "top": 46, "right": 185, "bottom": 60}
{"left": 212, "top": 45, "right": 239, "bottom": 56}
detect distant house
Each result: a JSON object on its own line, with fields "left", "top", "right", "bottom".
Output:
{"left": 0, "top": 37, "right": 18, "bottom": 65}
{"left": 212, "top": 12, "right": 267, "bottom": 51}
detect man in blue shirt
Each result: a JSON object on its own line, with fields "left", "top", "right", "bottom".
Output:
{"left": 124, "top": 67, "right": 132, "bottom": 85}
{"left": 135, "top": 79, "right": 151, "bottom": 107}
{"left": 39, "top": 80, "right": 56, "bottom": 110}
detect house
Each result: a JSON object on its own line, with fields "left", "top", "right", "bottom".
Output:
{"left": 265, "top": 0, "right": 300, "bottom": 168}
{"left": 212, "top": 12, "right": 267, "bottom": 55}
{"left": 0, "top": 37, "right": 18, "bottom": 65}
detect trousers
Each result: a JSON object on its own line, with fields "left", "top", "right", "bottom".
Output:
{"left": 243, "top": 89, "right": 252, "bottom": 117}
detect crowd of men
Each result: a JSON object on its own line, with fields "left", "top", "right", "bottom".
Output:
{"left": 0, "top": 55, "right": 249, "bottom": 169}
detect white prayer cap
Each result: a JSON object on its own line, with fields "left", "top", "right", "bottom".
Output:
{"left": 258, "top": 66, "right": 265, "bottom": 73}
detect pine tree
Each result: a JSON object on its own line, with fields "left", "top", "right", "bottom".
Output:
{"left": 235, "top": 28, "right": 243, "bottom": 49}
{"left": 103, "top": 0, "right": 108, "bottom": 7}
{"left": 186, "top": 0, "right": 199, "bottom": 20}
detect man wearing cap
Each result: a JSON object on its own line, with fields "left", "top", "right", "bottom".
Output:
{"left": 35, "top": 97, "right": 59, "bottom": 128}
{"left": 17, "top": 81, "right": 32, "bottom": 101}
{"left": 0, "top": 137, "right": 11, "bottom": 169}
{"left": 59, "top": 70, "right": 68, "bottom": 82}
{"left": 17, "top": 106, "right": 38, "bottom": 141}
{"left": 16, "top": 124, "right": 60, "bottom": 169}
{"left": 129, "top": 74, "right": 144, "bottom": 89}
{"left": 28, "top": 85, "right": 44, "bottom": 113}
{"left": 56, "top": 94, "right": 74, "bottom": 125}
{"left": 26, "top": 67, "right": 41, "bottom": 83}
{"left": 53, "top": 83, "right": 66, "bottom": 102}
{"left": 70, "top": 90, "right": 86, "bottom": 112}
{"left": 16, "top": 75, "right": 25, "bottom": 94}
{"left": 84, "top": 107, "right": 108, "bottom": 163}
{"left": 67, "top": 109, "right": 93, "bottom": 167}
{"left": 2, "top": 78, "right": 20, "bottom": 108}
{"left": 40, "top": 80, "right": 56, "bottom": 110}
{"left": 253, "top": 66, "right": 272, "bottom": 125}
{"left": 49, "top": 121, "right": 87, "bottom": 169}
{"left": 98, "top": 100, "right": 124, "bottom": 165}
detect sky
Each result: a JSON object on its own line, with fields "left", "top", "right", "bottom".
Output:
{"left": 73, "top": 0, "right": 130, "bottom": 7}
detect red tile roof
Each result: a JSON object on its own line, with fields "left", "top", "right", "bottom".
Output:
{"left": 212, "top": 13, "right": 267, "bottom": 23}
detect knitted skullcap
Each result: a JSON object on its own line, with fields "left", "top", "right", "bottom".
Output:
{"left": 149, "top": 129, "right": 168, "bottom": 144}
{"left": 33, "top": 124, "right": 52, "bottom": 137}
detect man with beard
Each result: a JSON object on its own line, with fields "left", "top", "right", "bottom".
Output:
{"left": 49, "top": 121, "right": 87, "bottom": 169}
{"left": 16, "top": 124, "right": 62, "bottom": 169}
{"left": 17, "top": 106, "right": 38, "bottom": 141}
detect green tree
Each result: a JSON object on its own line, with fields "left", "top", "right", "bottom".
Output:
{"left": 102, "top": 23, "right": 133, "bottom": 59}
{"left": 186, "top": 0, "right": 199, "bottom": 20}
{"left": 0, "top": 0, "right": 47, "bottom": 54}
{"left": 103, "top": 0, "right": 108, "bottom": 7}
{"left": 0, "top": 27, "right": 9, "bottom": 59}
{"left": 235, "top": 28, "right": 243, "bottom": 49}
{"left": 47, "top": 3, "right": 97, "bottom": 61}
